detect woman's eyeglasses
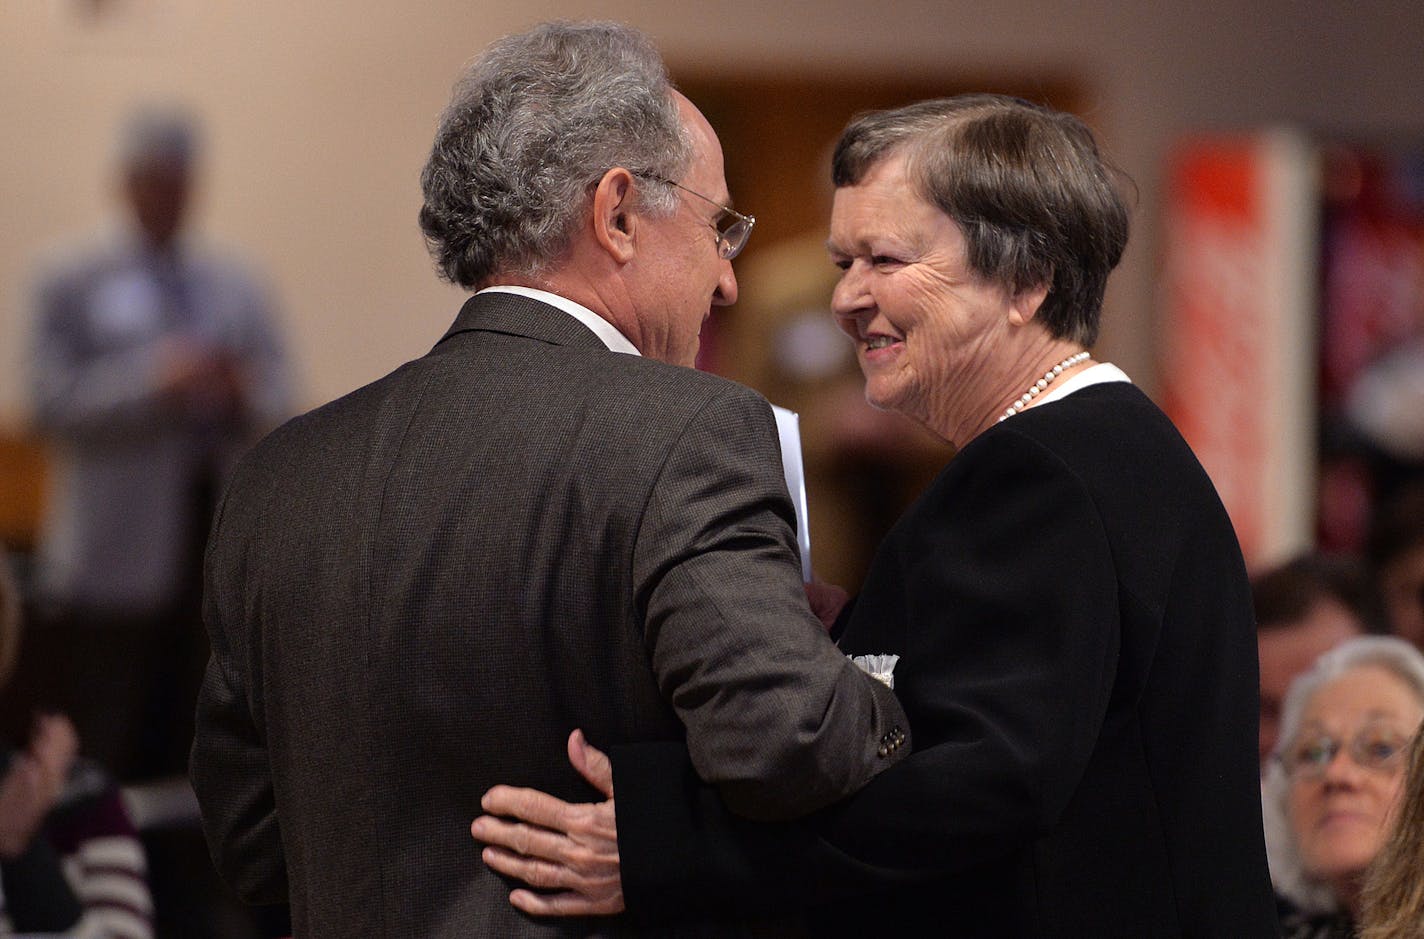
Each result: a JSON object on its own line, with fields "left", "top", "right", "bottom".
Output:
{"left": 1280, "top": 720, "right": 1414, "bottom": 780}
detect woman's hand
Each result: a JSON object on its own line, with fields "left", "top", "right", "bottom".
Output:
{"left": 471, "top": 729, "right": 624, "bottom": 916}
{"left": 0, "top": 713, "right": 79, "bottom": 858}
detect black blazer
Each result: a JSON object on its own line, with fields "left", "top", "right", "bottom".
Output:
{"left": 190, "top": 293, "right": 907, "bottom": 938}
{"left": 616, "top": 382, "right": 1280, "bottom": 937}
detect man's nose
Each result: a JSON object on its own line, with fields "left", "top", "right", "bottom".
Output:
{"left": 713, "top": 260, "right": 738, "bottom": 307}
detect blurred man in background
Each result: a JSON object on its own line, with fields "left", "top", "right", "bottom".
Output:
{"left": 1367, "top": 482, "right": 1424, "bottom": 653}
{"left": 1253, "top": 553, "right": 1370, "bottom": 766}
{"left": 27, "top": 106, "right": 291, "bottom": 782}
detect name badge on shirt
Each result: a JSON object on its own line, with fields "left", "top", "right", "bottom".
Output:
{"left": 87, "top": 271, "right": 164, "bottom": 342}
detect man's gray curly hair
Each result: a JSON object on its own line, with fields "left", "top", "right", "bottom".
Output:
{"left": 418, "top": 21, "right": 692, "bottom": 288}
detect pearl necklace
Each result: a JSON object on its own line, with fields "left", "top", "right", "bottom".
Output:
{"left": 998, "top": 351, "right": 1091, "bottom": 422}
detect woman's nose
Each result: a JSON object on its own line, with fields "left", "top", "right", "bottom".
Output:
{"left": 1318, "top": 745, "right": 1367, "bottom": 787}
{"left": 831, "top": 262, "right": 874, "bottom": 322}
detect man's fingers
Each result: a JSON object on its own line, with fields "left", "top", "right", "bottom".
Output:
{"left": 508, "top": 887, "right": 624, "bottom": 918}
{"left": 480, "top": 784, "right": 576, "bottom": 831}
{"left": 567, "top": 730, "right": 614, "bottom": 799}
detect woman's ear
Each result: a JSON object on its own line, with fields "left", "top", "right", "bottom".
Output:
{"left": 1007, "top": 281, "right": 1051, "bottom": 327}
{"left": 591, "top": 168, "right": 638, "bottom": 264}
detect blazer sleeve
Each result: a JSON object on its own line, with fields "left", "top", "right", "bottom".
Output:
{"left": 630, "top": 384, "right": 909, "bottom": 821}
{"left": 189, "top": 486, "right": 289, "bottom": 905}
{"left": 619, "top": 426, "right": 1122, "bottom": 910}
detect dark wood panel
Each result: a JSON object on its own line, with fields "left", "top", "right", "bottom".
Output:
{"left": 0, "top": 430, "right": 47, "bottom": 552}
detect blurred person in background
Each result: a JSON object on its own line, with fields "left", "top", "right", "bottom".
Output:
{"left": 1263, "top": 636, "right": 1424, "bottom": 938}
{"left": 1359, "top": 724, "right": 1424, "bottom": 939}
{"left": 1366, "top": 482, "right": 1424, "bottom": 652}
{"left": 1256, "top": 553, "right": 1372, "bottom": 766}
{"left": 26, "top": 106, "right": 291, "bottom": 782}
{"left": 0, "top": 551, "right": 153, "bottom": 937}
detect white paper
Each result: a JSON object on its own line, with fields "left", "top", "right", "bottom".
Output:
{"left": 771, "top": 404, "right": 812, "bottom": 582}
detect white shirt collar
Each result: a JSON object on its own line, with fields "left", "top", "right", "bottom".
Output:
{"left": 476, "top": 285, "right": 640, "bottom": 356}
{"left": 1036, "top": 361, "right": 1132, "bottom": 407}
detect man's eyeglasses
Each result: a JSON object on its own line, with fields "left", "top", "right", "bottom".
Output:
{"left": 1279, "top": 720, "right": 1414, "bottom": 780}
{"left": 638, "top": 173, "right": 755, "bottom": 261}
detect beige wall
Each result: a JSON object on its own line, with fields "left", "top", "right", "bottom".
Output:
{"left": 2, "top": 0, "right": 1421, "bottom": 425}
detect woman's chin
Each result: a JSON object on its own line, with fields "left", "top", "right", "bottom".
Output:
{"left": 863, "top": 381, "right": 909, "bottom": 417}
{"left": 1305, "top": 847, "right": 1375, "bottom": 889}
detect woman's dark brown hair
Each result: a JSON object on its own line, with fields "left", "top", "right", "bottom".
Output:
{"left": 832, "top": 94, "right": 1130, "bottom": 346}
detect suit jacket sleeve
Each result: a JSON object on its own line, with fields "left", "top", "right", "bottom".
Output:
{"left": 189, "top": 485, "right": 289, "bottom": 904}
{"left": 618, "top": 427, "right": 1121, "bottom": 910}
{"left": 631, "top": 384, "right": 909, "bottom": 821}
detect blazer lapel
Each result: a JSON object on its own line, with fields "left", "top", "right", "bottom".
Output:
{"left": 436, "top": 292, "right": 611, "bottom": 352}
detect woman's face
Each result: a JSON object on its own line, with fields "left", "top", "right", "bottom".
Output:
{"left": 827, "top": 154, "right": 1025, "bottom": 441}
{"left": 1285, "top": 665, "right": 1423, "bottom": 896}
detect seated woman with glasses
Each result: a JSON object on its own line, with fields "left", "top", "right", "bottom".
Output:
{"left": 1263, "top": 635, "right": 1424, "bottom": 937}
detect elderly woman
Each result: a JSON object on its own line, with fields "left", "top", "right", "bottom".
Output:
{"left": 472, "top": 94, "right": 1278, "bottom": 935}
{"left": 1263, "top": 636, "right": 1424, "bottom": 938}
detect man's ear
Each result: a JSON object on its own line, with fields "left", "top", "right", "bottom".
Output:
{"left": 591, "top": 168, "right": 638, "bottom": 264}
{"left": 1007, "top": 280, "right": 1051, "bottom": 327}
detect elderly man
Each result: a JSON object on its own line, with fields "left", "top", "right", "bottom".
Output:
{"left": 189, "top": 21, "right": 907, "bottom": 939}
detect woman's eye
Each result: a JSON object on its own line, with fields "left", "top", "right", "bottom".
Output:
{"left": 871, "top": 255, "right": 902, "bottom": 267}
{"left": 1363, "top": 738, "right": 1400, "bottom": 761}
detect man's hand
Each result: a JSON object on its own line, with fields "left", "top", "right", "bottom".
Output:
{"left": 804, "top": 580, "right": 849, "bottom": 631}
{"left": 159, "top": 340, "right": 248, "bottom": 422}
{"left": 471, "top": 729, "right": 624, "bottom": 917}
